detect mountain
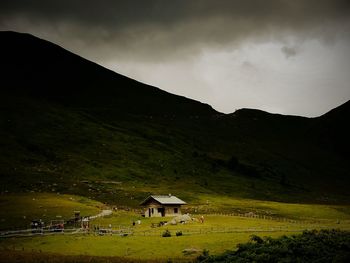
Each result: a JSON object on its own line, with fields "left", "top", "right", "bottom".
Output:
{"left": 310, "top": 100, "right": 350, "bottom": 157}
{"left": 0, "top": 31, "right": 349, "bottom": 206}
{"left": 0, "top": 31, "right": 216, "bottom": 117}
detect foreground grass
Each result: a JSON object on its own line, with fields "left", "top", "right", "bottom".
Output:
{"left": 1, "top": 231, "right": 295, "bottom": 260}
{"left": 1, "top": 214, "right": 350, "bottom": 260}
{"left": 3, "top": 229, "right": 350, "bottom": 262}
{"left": 0, "top": 251, "right": 141, "bottom": 263}
{"left": 1, "top": 193, "right": 350, "bottom": 260}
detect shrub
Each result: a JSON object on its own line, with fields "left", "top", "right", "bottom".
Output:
{"left": 197, "top": 249, "right": 210, "bottom": 261}
{"left": 176, "top": 231, "right": 183, "bottom": 236}
{"left": 250, "top": 234, "right": 263, "bottom": 244}
{"left": 197, "top": 230, "right": 350, "bottom": 262}
{"left": 162, "top": 229, "right": 171, "bottom": 237}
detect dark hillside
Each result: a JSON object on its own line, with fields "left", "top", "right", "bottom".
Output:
{"left": 215, "top": 108, "right": 350, "bottom": 197}
{"left": 0, "top": 31, "right": 216, "bottom": 117}
{"left": 0, "top": 31, "right": 349, "bottom": 206}
{"left": 309, "top": 100, "right": 350, "bottom": 157}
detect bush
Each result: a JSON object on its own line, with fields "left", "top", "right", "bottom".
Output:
{"left": 176, "top": 231, "right": 183, "bottom": 236}
{"left": 197, "top": 249, "right": 210, "bottom": 261}
{"left": 250, "top": 234, "right": 264, "bottom": 244}
{"left": 197, "top": 229, "right": 350, "bottom": 262}
{"left": 162, "top": 229, "right": 171, "bottom": 237}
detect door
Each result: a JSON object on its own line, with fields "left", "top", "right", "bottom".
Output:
{"left": 158, "top": 207, "right": 165, "bottom": 217}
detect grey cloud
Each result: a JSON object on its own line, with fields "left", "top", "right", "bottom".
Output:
{"left": 1, "top": 1, "right": 349, "bottom": 26}
{"left": 1, "top": 1, "right": 350, "bottom": 117}
{"left": 281, "top": 46, "right": 298, "bottom": 58}
{"left": 241, "top": 61, "right": 258, "bottom": 72}
{"left": 1, "top": 0, "right": 350, "bottom": 62}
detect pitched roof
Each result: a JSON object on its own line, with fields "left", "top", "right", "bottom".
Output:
{"left": 140, "top": 195, "right": 186, "bottom": 205}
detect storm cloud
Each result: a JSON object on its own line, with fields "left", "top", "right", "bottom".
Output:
{"left": 1, "top": 0, "right": 349, "bottom": 60}
{"left": 1, "top": 0, "right": 350, "bottom": 116}
{"left": 281, "top": 46, "right": 298, "bottom": 58}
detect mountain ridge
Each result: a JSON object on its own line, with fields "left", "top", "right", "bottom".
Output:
{"left": 0, "top": 30, "right": 218, "bottom": 117}
{"left": 2, "top": 30, "right": 347, "bottom": 119}
{"left": 0, "top": 31, "right": 349, "bottom": 206}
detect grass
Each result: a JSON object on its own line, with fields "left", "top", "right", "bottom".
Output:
{"left": 0, "top": 251, "right": 140, "bottom": 263}
{"left": 1, "top": 93, "right": 350, "bottom": 208}
{"left": 0, "top": 193, "right": 103, "bottom": 230}
{"left": 1, "top": 193, "right": 350, "bottom": 230}
{"left": 1, "top": 193, "right": 350, "bottom": 261}
{"left": 191, "top": 195, "right": 350, "bottom": 219}
{"left": 2, "top": 220, "right": 350, "bottom": 261}
{"left": 0, "top": 231, "right": 303, "bottom": 260}
{"left": 91, "top": 212, "right": 350, "bottom": 237}
{"left": 2, "top": 230, "right": 350, "bottom": 262}
{"left": 1, "top": 31, "right": 350, "bottom": 262}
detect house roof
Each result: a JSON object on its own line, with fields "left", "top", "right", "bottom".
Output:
{"left": 140, "top": 195, "right": 186, "bottom": 205}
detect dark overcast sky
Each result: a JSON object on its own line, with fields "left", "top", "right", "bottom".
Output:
{"left": 1, "top": 0, "right": 350, "bottom": 116}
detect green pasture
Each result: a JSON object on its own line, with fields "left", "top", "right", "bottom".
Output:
{"left": 91, "top": 212, "right": 350, "bottom": 234}
{"left": 0, "top": 193, "right": 103, "bottom": 230}
{"left": 2, "top": 216, "right": 350, "bottom": 261}
{"left": 191, "top": 195, "right": 350, "bottom": 219}
{"left": 0, "top": 231, "right": 306, "bottom": 260}
{"left": 1, "top": 193, "right": 350, "bottom": 261}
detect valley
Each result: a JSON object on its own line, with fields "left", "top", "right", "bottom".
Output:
{"left": 0, "top": 31, "right": 349, "bottom": 262}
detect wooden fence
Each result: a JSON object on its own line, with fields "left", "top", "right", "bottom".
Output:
{"left": 199, "top": 212, "right": 325, "bottom": 225}
{"left": 132, "top": 226, "right": 317, "bottom": 237}
{"left": 0, "top": 228, "right": 81, "bottom": 238}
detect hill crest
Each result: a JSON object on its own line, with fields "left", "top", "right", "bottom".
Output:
{"left": 0, "top": 31, "right": 349, "bottom": 205}
{"left": 0, "top": 31, "right": 217, "bottom": 117}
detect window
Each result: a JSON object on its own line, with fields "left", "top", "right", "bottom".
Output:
{"left": 151, "top": 208, "right": 154, "bottom": 214}
{"left": 174, "top": 208, "right": 178, "bottom": 214}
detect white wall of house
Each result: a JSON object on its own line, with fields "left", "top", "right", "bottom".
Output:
{"left": 143, "top": 200, "right": 182, "bottom": 217}
{"left": 164, "top": 206, "right": 182, "bottom": 217}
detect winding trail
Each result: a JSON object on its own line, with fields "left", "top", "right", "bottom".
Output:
{"left": 89, "top": 209, "right": 112, "bottom": 220}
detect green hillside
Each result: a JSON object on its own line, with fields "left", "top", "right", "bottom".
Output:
{"left": 0, "top": 31, "right": 349, "bottom": 208}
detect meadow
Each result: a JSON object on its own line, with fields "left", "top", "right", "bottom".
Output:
{"left": 0, "top": 193, "right": 103, "bottom": 230}
{"left": 1, "top": 31, "right": 350, "bottom": 262}
{"left": 1, "top": 193, "right": 350, "bottom": 261}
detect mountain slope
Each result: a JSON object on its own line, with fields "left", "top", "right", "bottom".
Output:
{"left": 0, "top": 31, "right": 349, "bottom": 206}
{"left": 309, "top": 100, "right": 350, "bottom": 157}
{"left": 0, "top": 31, "right": 217, "bottom": 117}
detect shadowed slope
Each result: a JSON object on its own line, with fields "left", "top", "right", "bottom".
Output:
{"left": 311, "top": 100, "right": 350, "bottom": 157}
{"left": 0, "top": 31, "right": 217, "bottom": 117}
{"left": 0, "top": 31, "right": 349, "bottom": 205}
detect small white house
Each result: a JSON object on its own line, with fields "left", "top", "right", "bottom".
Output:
{"left": 140, "top": 194, "right": 186, "bottom": 217}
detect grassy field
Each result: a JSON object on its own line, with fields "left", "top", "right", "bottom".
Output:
{"left": 1, "top": 32, "right": 350, "bottom": 262}
{"left": 1, "top": 193, "right": 350, "bottom": 261}
{"left": 0, "top": 193, "right": 104, "bottom": 230}
{"left": 0, "top": 231, "right": 296, "bottom": 260}
{"left": 1, "top": 216, "right": 350, "bottom": 261}
{"left": 2, "top": 193, "right": 350, "bottom": 230}
{"left": 191, "top": 195, "right": 350, "bottom": 219}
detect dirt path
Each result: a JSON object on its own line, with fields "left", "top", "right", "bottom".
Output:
{"left": 89, "top": 209, "right": 112, "bottom": 220}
